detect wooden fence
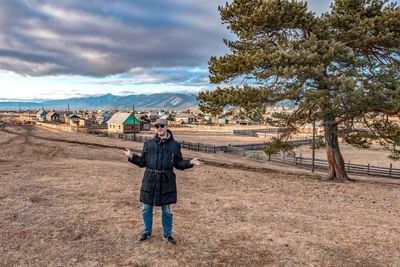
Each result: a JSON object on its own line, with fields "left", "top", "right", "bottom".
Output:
{"left": 245, "top": 151, "right": 400, "bottom": 179}
{"left": 233, "top": 128, "right": 284, "bottom": 136}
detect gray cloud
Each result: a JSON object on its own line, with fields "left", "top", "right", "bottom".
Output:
{"left": 0, "top": 0, "right": 230, "bottom": 78}
{"left": 0, "top": 0, "right": 341, "bottom": 87}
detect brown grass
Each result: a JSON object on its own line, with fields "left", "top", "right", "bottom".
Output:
{"left": 0, "top": 125, "right": 399, "bottom": 266}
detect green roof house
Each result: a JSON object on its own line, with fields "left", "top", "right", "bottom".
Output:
{"left": 96, "top": 111, "right": 111, "bottom": 120}
{"left": 107, "top": 112, "right": 140, "bottom": 134}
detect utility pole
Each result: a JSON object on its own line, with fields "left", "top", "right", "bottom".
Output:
{"left": 312, "top": 120, "right": 316, "bottom": 173}
{"left": 133, "top": 105, "right": 136, "bottom": 141}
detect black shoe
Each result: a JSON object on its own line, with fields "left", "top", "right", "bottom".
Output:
{"left": 163, "top": 235, "right": 176, "bottom": 245}
{"left": 139, "top": 233, "right": 151, "bottom": 242}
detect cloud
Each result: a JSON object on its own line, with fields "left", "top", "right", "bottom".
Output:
{"left": 87, "top": 67, "right": 209, "bottom": 87}
{"left": 0, "top": 0, "right": 346, "bottom": 100}
{"left": 0, "top": 0, "right": 230, "bottom": 77}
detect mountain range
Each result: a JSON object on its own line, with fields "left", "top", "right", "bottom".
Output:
{"left": 0, "top": 93, "right": 199, "bottom": 110}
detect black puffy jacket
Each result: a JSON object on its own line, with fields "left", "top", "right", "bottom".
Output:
{"left": 128, "top": 130, "right": 193, "bottom": 206}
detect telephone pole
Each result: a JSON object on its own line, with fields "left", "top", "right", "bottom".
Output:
{"left": 133, "top": 105, "right": 136, "bottom": 141}
{"left": 312, "top": 120, "right": 316, "bottom": 173}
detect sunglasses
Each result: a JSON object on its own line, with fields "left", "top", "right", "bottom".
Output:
{"left": 155, "top": 124, "right": 166, "bottom": 129}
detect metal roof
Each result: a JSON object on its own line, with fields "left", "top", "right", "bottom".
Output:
{"left": 107, "top": 112, "right": 140, "bottom": 124}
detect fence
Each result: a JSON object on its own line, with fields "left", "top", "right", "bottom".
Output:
{"left": 245, "top": 150, "right": 400, "bottom": 179}
{"left": 233, "top": 128, "right": 284, "bottom": 136}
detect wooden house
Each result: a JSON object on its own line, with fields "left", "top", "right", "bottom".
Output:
{"left": 215, "top": 115, "right": 228, "bottom": 124}
{"left": 107, "top": 112, "right": 140, "bottom": 134}
{"left": 79, "top": 118, "right": 93, "bottom": 127}
{"left": 160, "top": 114, "right": 174, "bottom": 122}
{"left": 175, "top": 113, "right": 196, "bottom": 123}
{"left": 45, "top": 112, "right": 60, "bottom": 122}
{"left": 67, "top": 115, "right": 80, "bottom": 126}
{"left": 95, "top": 110, "right": 111, "bottom": 125}
{"left": 299, "top": 123, "right": 324, "bottom": 135}
{"left": 147, "top": 112, "right": 159, "bottom": 122}
{"left": 96, "top": 110, "right": 111, "bottom": 119}
{"left": 80, "top": 110, "right": 95, "bottom": 119}
{"left": 218, "top": 117, "right": 229, "bottom": 124}
{"left": 204, "top": 115, "right": 212, "bottom": 121}
{"left": 36, "top": 109, "right": 48, "bottom": 121}
{"left": 139, "top": 116, "right": 151, "bottom": 131}
{"left": 196, "top": 113, "right": 204, "bottom": 120}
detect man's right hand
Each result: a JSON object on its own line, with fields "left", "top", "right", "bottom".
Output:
{"left": 122, "top": 147, "right": 133, "bottom": 159}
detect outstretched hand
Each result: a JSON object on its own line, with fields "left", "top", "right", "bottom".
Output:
{"left": 190, "top": 158, "right": 204, "bottom": 166}
{"left": 122, "top": 147, "right": 133, "bottom": 159}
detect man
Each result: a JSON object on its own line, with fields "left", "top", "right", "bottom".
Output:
{"left": 122, "top": 118, "right": 203, "bottom": 245}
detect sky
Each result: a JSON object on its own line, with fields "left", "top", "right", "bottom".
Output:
{"left": 0, "top": 0, "right": 384, "bottom": 101}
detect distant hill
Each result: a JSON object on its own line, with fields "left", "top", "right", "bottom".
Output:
{"left": 0, "top": 93, "right": 199, "bottom": 110}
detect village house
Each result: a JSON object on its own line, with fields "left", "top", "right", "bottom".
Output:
{"left": 204, "top": 115, "right": 212, "bottom": 121}
{"left": 139, "top": 116, "right": 151, "bottom": 131}
{"left": 194, "top": 114, "right": 212, "bottom": 124}
{"left": 57, "top": 111, "right": 72, "bottom": 123}
{"left": 147, "top": 112, "right": 159, "bottom": 122}
{"left": 217, "top": 115, "right": 229, "bottom": 124}
{"left": 107, "top": 112, "right": 140, "bottom": 134}
{"left": 299, "top": 123, "right": 324, "bottom": 135}
{"left": 79, "top": 118, "right": 94, "bottom": 127}
{"left": 236, "top": 120, "right": 250, "bottom": 125}
{"left": 196, "top": 113, "right": 204, "bottom": 120}
{"left": 66, "top": 115, "right": 80, "bottom": 126}
{"left": 96, "top": 110, "right": 112, "bottom": 125}
{"left": 175, "top": 113, "right": 196, "bottom": 124}
{"left": 36, "top": 109, "right": 48, "bottom": 121}
{"left": 18, "top": 111, "right": 37, "bottom": 122}
{"left": 210, "top": 114, "right": 228, "bottom": 124}
{"left": 45, "top": 112, "right": 60, "bottom": 123}
{"left": 80, "top": 110, "right": 95, "bottom": 119}
{"left": 160, "top": 114, "right": 174, "bottom": 122}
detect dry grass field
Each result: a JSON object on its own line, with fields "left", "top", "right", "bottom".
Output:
{"left": 0, "top": 125, "right": 399, "bottom": 266}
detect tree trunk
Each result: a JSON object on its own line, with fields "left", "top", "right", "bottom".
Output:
{"left": 324, "top": 119, "right": 350, "bottom": 181}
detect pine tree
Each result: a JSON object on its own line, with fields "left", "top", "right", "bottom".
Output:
{"left": 197, "top": 0, "right": 400, "bottom": 181}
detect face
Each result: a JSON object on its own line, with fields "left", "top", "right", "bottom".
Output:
{"left": 155, "top": 124, "right": 167, "bottom": 136}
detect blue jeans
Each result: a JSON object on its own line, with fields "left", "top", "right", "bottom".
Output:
{"left": 142, "top": 203, "right": 173, "bottom": 236}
